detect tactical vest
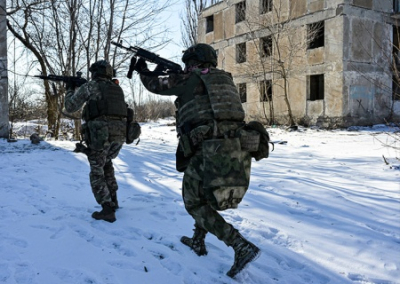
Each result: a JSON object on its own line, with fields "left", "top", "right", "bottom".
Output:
{"left": 177, "top": 68, "right": 245, "bottom": 129}
{"left": 83, "top": 80, "right": 127, "bottom": 121}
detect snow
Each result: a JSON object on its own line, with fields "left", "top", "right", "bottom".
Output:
{"left": 1, "top": 118, "right": 399, "bottom": 284}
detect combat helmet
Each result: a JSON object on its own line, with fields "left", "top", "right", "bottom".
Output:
{"left": 89, "top": 60, "right": 114, "bottom": 79}
{"left": 182, "top": 43, "right": 218, "bottom": 67}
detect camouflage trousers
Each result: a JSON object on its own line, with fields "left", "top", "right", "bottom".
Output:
{"left": 87, "top": 141, "right": 123, "bottom": 205}
{"left": 182, "top": 152, "right": 239, "bottom": 246}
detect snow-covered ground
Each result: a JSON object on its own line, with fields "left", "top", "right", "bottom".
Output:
{"left": 1, "top": 119, "right": 399, "bottom": 284}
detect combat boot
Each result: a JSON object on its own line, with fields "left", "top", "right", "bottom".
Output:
{"left": 180, "top": 226, "right": 208, "bottom": 256}
{"left": 91, "top": 202, "right": 116, "bottom": 223}
{"left": 111, "top": 192, "right": 119, "bottom": 210}
{"left": 226, "top": 233, "right": 260, "bottom": 278}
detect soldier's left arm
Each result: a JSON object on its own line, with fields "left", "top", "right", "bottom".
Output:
{"left": 64, "top": 82, "right": 92, "bottom": 113}
{"left": 140, "top": 73, "right": 190, "bottom": 96}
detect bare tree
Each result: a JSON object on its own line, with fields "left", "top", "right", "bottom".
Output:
{"left": 180, "top": 0, "right": 218, "bottom": 48}
{"left": 236, "top": 1, "right": 322, "bottom": 126}
{"left": 6, "top": 0, "right": 174, "bottom": 138}
{"left": 7, "top": 1, "right": 59, "bottom": 135}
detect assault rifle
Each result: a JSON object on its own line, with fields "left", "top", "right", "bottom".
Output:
{"left": 111, "top": 41, "right": 183, "bottom": 78}
{"left": 34, "top": 71, "right": 87, "bottom": 87}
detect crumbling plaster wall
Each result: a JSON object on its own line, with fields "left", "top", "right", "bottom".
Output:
{"left": 342, "top": 2, "right": 395, "bottom": 126}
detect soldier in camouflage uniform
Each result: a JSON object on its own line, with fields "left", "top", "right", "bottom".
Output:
{"left": 131, "top": 44, "right": 260, "bottom": 278}
{"left": 65, "top": 60, "right": 127, "bottom": 223}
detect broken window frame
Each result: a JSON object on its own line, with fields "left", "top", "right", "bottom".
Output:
{"left": 307, "top": 21, "right": 325, "bottom": 50}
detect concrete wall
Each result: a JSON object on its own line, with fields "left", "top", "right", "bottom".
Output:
{"left": 0, "top": 0, "right": 9, "bottom": 138}
{"left": 342, "top": 2, "right": 396, "bottom": 125}
{"left": 198, "top": 0, "right": 399, "bottom": 127}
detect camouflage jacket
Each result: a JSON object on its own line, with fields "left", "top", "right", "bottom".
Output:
{"left": 65, "top": 78, "right": 107, "bottom": 114}
{"left": 140, "top": 70, "right": 206, "bottom": 107}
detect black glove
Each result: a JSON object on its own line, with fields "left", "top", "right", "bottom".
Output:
{"left": 65, "top": 78, "right": 76, "bottom": 90}
{"left": 134, "top": 57, "right": 148, "bottom": 73}
{"left": 129, "top": 56, "right": 136, "bottom": 68}
{"left": 154, "top": 63, "right": 165, "bottom": 72}
{"left": 127, "top": 56, "right": 137, "bottom": 79}
{"left": 73, "top": 142, "right": 90, "bottom": 155}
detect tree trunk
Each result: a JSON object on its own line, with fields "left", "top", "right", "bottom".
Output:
{"left": 7, "top": 21, "right": 58, "bottom": 137}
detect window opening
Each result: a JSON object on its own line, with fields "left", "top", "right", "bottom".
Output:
{"left": 308, "top": 74, "right": 324, "bottom": 101}
{"left": 260, "top": 0, "right": 273, "bottom": 14}
{"left": 206, "top": 15, "right": 214, "bottom": 33}
{"left": 261, "top": 36, "right": 273, "bottom": 57}
{"left": 260, "top": 80, "right": 272, "bottom": 101}
{"left": 236, "top": 43, "right": 247, "bottom": 63}
{"left": 238, "top": 83, "right": 247, "bottom": 103}
{"left": 308, "top": 21, "right": 324, "bottom": 49}
{"left": 236, "top": 1, "right": 246, "bottom": 23}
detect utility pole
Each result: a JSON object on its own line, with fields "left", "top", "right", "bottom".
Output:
{"left": 0, "top": 0, "right": 9, "bottom": 139}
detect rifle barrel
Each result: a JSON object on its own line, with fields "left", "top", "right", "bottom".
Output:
{"left": 111, "top": 41, "right": 138, "bottom": 54}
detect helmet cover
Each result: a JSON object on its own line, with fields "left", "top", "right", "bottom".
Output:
{"left": 89, "top": 60, "right": 114, "bottom": 78}
{"left": 182, "top": 43, "right": 217, "bottom": 67}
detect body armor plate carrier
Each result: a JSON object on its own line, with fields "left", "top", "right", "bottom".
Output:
{"left": 177, "top": 68, "right": 245, "bottom": 128}
{"left": 83, "top": 80, "right": 127, "bottom": 121}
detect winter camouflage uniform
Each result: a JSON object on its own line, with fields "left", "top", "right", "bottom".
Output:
{"left": 136, "top": 43, "right": 260, "bottom": 277}
{"left": 65, "top": 60, "right": 127, "bottom": 222}
{"left": 140, "top": 70, "right": 249, "bottom": 244}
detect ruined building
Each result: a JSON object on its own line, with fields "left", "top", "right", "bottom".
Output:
{"left": 197, "top": 0, "right": 400, "bottom": 127}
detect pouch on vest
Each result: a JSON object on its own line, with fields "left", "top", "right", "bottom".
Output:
{"left": 108, "top": 120, "right": 126, "bottom": 143}
{"left": 87, "top": 120, "right": 109, "bottom": 150}
{"left": 236, "top": 128, "right": 260, "bottom": 152}
{"left": 176, "top": 142, "right": 191, "bottom": 172}
{"left": 126, "top": 107, "right": 141, "bottom": 144}
{"left": 245, "top": 121, "right": 271, "bottom": 161}
{"left": 179, "top": 134, "right": 194, "bottom": 157}
{"left": 202, "top": 138, "right": 251, "bottom": 211}
{"left": 126, "top": 121, "right": 141, "bottom": 144}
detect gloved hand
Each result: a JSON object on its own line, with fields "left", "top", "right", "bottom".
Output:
{"left": 73, "top": 142, "right": 90, "bottom": 155}
{"left": 127, "top": 56, "right": 137, "bottom": 79}
{"left": 129, "top": 56, "right": 136, "bottom": 68}
{"left": 133, "top": 57, "right": 148, "bottom": 73}
{"left": 154, "top": 63, "right": 165, "bottom": 72}
{"left": 65, "top": 78, "right": 76, "bottom": 90}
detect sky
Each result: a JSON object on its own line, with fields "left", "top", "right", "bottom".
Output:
{"left": 0, "top": 118, "right": 399, "bottom": 284}
{"left": 158, "top": 0, "right": 186, "bottom": 60}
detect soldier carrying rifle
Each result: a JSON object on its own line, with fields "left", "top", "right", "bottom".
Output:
{"left": 124, "top": 43, "right": 271, "bottom": 278}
